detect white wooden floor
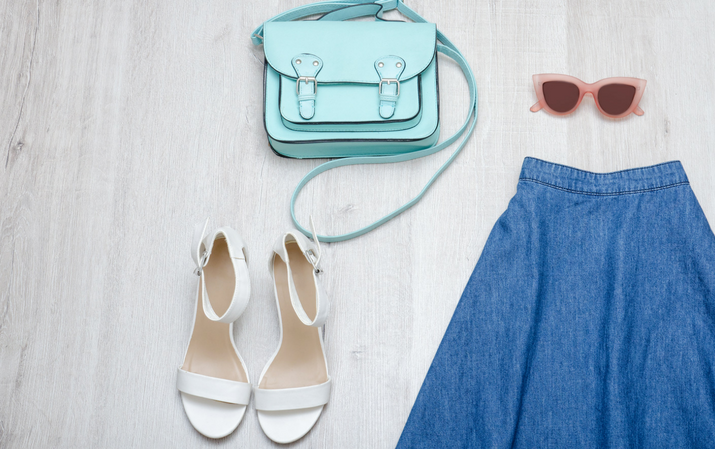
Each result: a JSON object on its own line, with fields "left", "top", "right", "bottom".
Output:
{"left": 2, "top": 0, "right": 715, "bottom": 447}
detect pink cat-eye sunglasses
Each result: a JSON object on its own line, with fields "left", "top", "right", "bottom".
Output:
{"left": 530, "top": 74, "right": 647, "bottom": 118}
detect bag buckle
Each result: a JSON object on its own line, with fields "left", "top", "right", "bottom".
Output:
{"left": 379, "top": 79, "right": 400, "bottom": 95}
{"left": 296, "top": 76, "right": 317, "bottom": 95}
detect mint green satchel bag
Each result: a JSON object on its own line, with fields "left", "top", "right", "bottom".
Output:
{"left": 251, "top": 0, "right": 477, "bottom": 242}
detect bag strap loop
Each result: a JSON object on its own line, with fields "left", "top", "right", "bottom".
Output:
{"left": 251, "top": 0, "right": 478, "bottom": 242}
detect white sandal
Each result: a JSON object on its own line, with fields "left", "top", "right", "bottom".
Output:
{"left": 177, "top": 220, "right": 252, "bottom": 439}
{"left": 255, "top": 223, "right": 331, "bottom": 444}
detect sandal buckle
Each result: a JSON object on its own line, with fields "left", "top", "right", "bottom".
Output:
{"left": 194, "top": 251, "right": 209, "bottom": 276}
{"left": 305, "top": 249, "right": 322, "bottom": 274}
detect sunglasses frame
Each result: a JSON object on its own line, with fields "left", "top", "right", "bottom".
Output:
{"left": 530, "top": 74, "right": 647, "bottom": 118}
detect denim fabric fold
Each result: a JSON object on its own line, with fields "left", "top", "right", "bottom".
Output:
{"left": 397, "top": 157, "right": 715, "bottom": 449}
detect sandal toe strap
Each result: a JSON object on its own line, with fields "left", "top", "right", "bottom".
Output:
{"left": 177, "top": 368, "right": 252, "bottom": 405}
{"left": 253, "top": 378, "right": 331, "bottom": 411}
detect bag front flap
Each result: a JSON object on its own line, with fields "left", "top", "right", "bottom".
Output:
{"left": 263, "top": 21, "right": 436, "bottom": 84}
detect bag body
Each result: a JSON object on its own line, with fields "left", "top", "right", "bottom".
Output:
{"left": 262, "top": 20, "right": 440, "bottom": 158}
{"left": 252, "top": 0, "right": 478, "bottom": 242}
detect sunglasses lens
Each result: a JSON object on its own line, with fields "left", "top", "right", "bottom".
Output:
{"left": 542, "top": 81, "right": 580, "bottom": 113}
{"left": 598, "top": 84, "right": 636, "bottom": 116}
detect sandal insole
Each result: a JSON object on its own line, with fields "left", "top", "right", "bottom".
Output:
{"left": 183, "top": 238, "right": 247, "bottom": 383}
{"left": 260, "top": 241, "right": 328, "bottom": 389}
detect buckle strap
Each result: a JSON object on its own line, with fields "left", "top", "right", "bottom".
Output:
{"left": 292, "top": 54, "right": 323, "bottom": 120}
{"left": 375, "top": 55, "right": 405, "bottom": 118}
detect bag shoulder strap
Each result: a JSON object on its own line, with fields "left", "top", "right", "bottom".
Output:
{"left": 251, "top": 0, "right": 478, "bottom": 243}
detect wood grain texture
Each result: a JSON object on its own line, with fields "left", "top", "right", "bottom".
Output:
{"left": 1, "top": 0, "right": 714, "bottom": 447}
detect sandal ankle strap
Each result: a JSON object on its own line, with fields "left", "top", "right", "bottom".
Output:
{"left": 271, "top": 230, "right": 329, "bottom": 328}
{"left": 192, "top": 219, "right": 250, "bottom": 324}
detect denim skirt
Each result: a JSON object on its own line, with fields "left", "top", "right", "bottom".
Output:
{"left": 397, "top": 158, "right": 715, "bottom": 448}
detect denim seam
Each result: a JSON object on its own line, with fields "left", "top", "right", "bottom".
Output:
{"left": 522, "top": 157, "right": 683, "bottom": 177}
{"left": 518, "top": 178, "right": 690, "bottom": 196}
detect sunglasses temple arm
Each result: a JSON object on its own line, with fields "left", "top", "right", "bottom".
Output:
{"left": 634, "top": 105, "right": 644, "bottom": 116}
{"left": 530, "top": 101, "right": 543, "bottom": 113}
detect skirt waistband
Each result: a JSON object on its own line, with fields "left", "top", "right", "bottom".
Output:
{"left": 519, "top": 157, "right": 689, "bottom": 195}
